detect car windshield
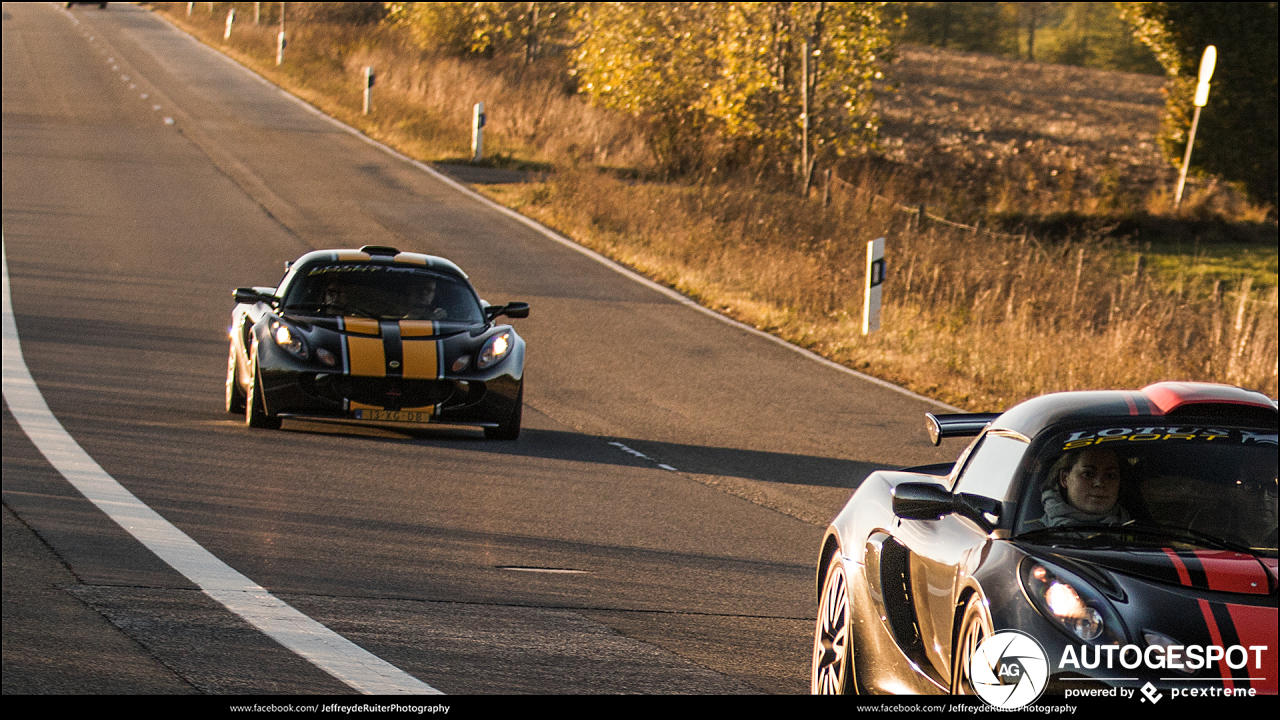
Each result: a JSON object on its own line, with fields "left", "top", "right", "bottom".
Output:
{"left": 1014, "top": 424, "right": 1277, "bottom": 556}
{"left": 281, "top": 264, "right": 484, "bottom": 323}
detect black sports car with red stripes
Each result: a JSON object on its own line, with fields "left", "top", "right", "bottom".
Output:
{"left": 226, "top": 246, "right": 528, "bottom": 439}
{"left": 812, "top": 382, "right": 1277, "bottom": 697}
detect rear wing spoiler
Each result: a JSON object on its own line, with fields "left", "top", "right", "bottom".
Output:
{"left": 925, "top": 413, "right": 1002, "bottom": 446}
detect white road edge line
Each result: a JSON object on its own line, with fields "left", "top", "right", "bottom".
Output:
{"left": 151, "top": 10, "right": 961, "bottom": 415}
{"left": 1, "top": 239, "right": 441, "bottom": 696}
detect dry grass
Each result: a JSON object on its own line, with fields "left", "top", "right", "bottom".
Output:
{"left": 496, "top": 167, "right": 1277, "bottom": 409}
{"left": 157, "top": 5, "right": 1278, "bottom": 407}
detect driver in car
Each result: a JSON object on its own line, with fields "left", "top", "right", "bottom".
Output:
{"left": 321, "top": 283, "right": 348, "bottom": 311}
{"left": 406, "top": 280, "right": 448, "bottom": 320}
{"left": 1029, "top": 447, "right": 1131, "bottom": 528}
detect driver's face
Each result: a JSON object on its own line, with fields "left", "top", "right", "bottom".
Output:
{"left": 1061, "top": 448, "right": 1121, "bottom": 514}
{"left": 323, "top": 286, "right": 345, "bottom": 304}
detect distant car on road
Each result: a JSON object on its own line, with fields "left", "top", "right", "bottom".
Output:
{"left": 811, "top": 382, "right": 1277, "bottom": 696}
{"left": 227, "top": 246, "right": 528, "bottom": 439}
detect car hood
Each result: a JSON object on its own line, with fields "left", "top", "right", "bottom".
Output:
{"left": 1042, "top": 547, "right": 1276, "bottom": 596}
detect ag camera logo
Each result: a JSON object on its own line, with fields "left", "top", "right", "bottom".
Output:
{"left": 970, "top": 631, "right": 1049, "bottom": 708}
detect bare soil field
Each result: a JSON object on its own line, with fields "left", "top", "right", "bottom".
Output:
{"left": 878, "top": 44, "right": 1167, "bottom": 188}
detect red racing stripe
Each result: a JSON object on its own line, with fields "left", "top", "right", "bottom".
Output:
{"left": 1198, "top": 598, "right": 1234, "bottom": 690}
{"left": 1225, "top": 604, "right": 1278, "bottom": 695}
{"left": 1163, "top": 548, "right": 1192, "bottom": 585}
{"left": 1123, "top": 392, "right": 1140, "bottom": 416}
{"left": 1193, "top": 550, "right": 1272, "bottom": 595}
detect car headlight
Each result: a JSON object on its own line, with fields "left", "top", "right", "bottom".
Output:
{"left": 476, "top": 331, "right": 512, "bottom": 369}
{"left": 271, "top": 320, "right": 308, "bottom": 360}
{"left": 1020, "top": 558, "right": 1125, "bottom": 644}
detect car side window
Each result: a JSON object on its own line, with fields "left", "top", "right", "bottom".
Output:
{"left": 952, "top": 433, "right": 1029, "bottom": 501}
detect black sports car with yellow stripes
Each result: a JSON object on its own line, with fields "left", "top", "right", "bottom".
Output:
{"left": 226, "top": 246, "right": 528, "bottom": 439}
{"left": 812, "top": 382, "right": 1277, "bottom": 698}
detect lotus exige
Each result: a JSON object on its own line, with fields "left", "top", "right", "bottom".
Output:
{"left": 812, "top": 382, "right": 1277, "bottom": 696}
{"left": 226, "top": 246, "right": 528, "bottom": 439}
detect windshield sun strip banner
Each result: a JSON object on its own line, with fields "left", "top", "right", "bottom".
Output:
{"left": 1061, "top": 426, "right": 1275, "bottom": 450}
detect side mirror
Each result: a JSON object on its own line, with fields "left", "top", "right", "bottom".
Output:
{"left": 892, "top": 482, "right": 954, "bottom": 521}
{"left": 486, "top": 301, "right": 529, "bottom": 320}
{"left": 892, "top": 483, "right": 1000, "bottom": 531}
{"left": 233, "top": 287, "right": 276, "bottom": 305}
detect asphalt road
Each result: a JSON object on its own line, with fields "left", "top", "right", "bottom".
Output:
{"left": 2, "top": 2, "right": 954, "bottom": 695}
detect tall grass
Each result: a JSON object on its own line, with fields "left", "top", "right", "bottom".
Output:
{"left": 157, "top": 4, "right": 1278, "bottom": 407}
{"left": 507, "top": 166, "right": 1277, "bottom": 408}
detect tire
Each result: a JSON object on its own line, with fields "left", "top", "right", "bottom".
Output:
{"left": 811, "top": 551, "right": 857, "bottom": 694}
{"left": 952, "top": 593, "right": 993, "bottom": 695}
{"left": 483, "top": 381, "right": 522, "bottom": 440}
{"left": 245, "top": 354, "right": 281, "bottom": 429}
{"left": 225, "top": 343, "right": 246, "bottom": 413}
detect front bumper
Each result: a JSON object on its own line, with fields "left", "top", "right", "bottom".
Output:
{"left": 254, "top": 335, "right": 522, "bottom": 428}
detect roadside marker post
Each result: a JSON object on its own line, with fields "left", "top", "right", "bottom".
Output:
{"left": 276, "top": 2, "right": 286, "bottom": 66}
{"left": 1175, "top": 45, "right": 1216, "bottom": 207}
{"left": 363, "top": 66, "right": 375, "bottom": 115}
{"left": 472, "top": 102, "right": 486, "bottom": 163}
{"left": 863, "top": 237, "right": 886, "bottom": 335}
{"left": 224, "top": 8, "right": 235, "bottom": 39}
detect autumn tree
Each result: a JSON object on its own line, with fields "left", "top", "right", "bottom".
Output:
{"left": 898, "top": 2, "right": 1017, "bottom": 56}
{"left": 571, "top": 3, "right": 721, "bottom": 174}
{"left": 1120, "top": 2, "right": 1278, "bottom": 208}
{"left": 899, "top": 3, "right": 1159, "bottom": 73}
{"left": 573, "top": 2, "right": 900, "bottom": 182}
{"left": 384, "top": 2, "right": 576, "bottom": 62}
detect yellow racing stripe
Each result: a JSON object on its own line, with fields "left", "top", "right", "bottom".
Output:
{"left": 343, "top": 317, "right": 385, "bottom": 377}
{"left": 399, "top": 321, "right": 439, "bottom": 379}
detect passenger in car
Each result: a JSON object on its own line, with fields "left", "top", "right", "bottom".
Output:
{"left": 1029, "top": 447, "right": 1131, "bottom": 528}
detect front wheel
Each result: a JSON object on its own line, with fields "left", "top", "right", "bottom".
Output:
{"left": 225, "top": 343, "right": 246, "bottom": 413}
{"left": 245, "top": 354, "right": 281, "bottom": 429}
{"left": 483, "top": 381, "right": 522, "bottom": 440}
{"left": 811, "top": 551, "right": 857, "bottom": 694}
{"left": 952, "top": 593, "right": 993, "bottom": 694}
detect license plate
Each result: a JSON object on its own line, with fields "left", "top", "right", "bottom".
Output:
{"left": 356, "top": 409, "right": 431, "bottom": 423}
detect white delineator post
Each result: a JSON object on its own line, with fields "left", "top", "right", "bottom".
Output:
{"left": 363, "top": 66, "right": 375, "bottom": 115}
{"left": 276, "top": 2, "right": 286, "bottom": 66}
{"left": 1175, "top": 45, "right": 1216, "bottom": 207}
{"left": 224, "top": 8, "right": 235, "bottom": 39}
{"left": 472, "top": 102, "right": 486, "bottom": 163}
{"left": 862, "top": 237, "right": 886, "bottom": 335}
